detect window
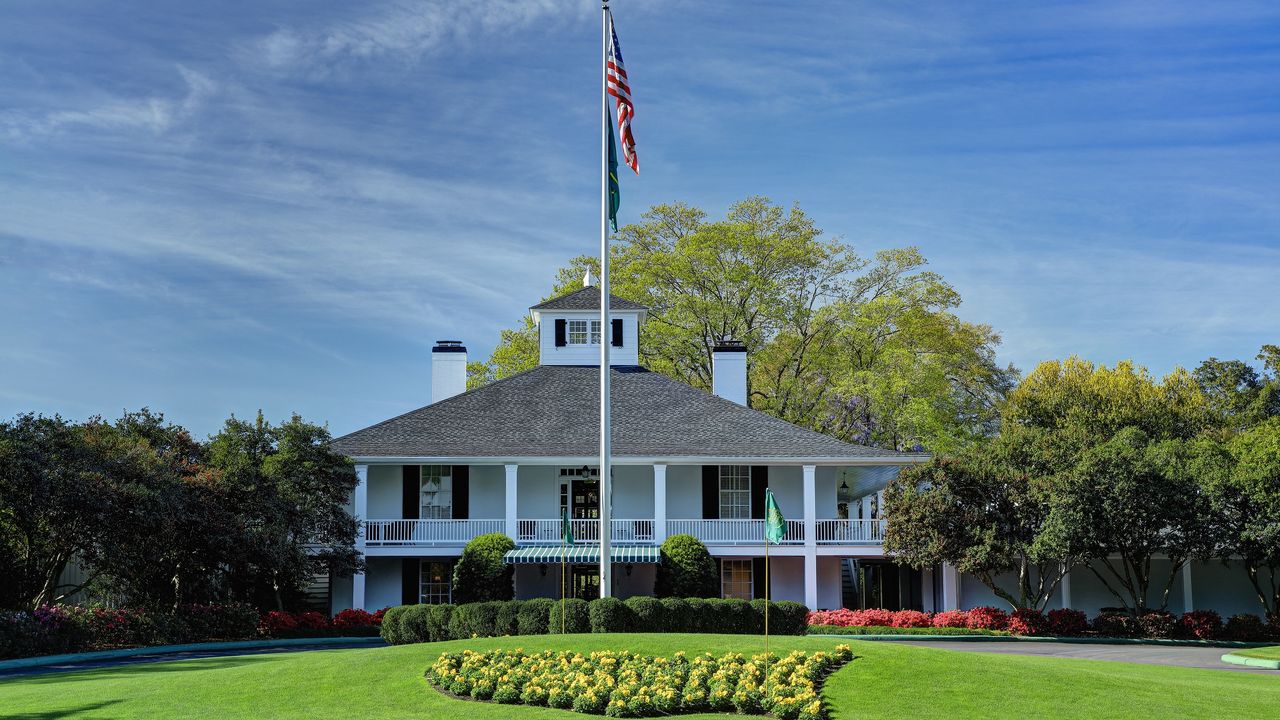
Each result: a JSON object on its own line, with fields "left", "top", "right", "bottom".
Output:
{"left": 721, "top": 559, "right": 753, "bottom": 600}
{"left": 420, "top": 465, "right": 452, "bottom": 519}
{"left": 718, "top": 465, "right": 750, "bottom": 519}
{"left": 566, "top": 319, "right": 602, "bottom": 346}
{"left": 419, "top": 560, "right": 453, "bottom": 604}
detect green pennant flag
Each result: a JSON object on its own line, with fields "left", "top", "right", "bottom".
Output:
{"left": 562, "top": 507, "right": 575, "bottom": 546}
{"left": 607, "top": 108, "right": 620, "bottom": 231}
{"left": 764, "top": 488, "right": 785, "bottom": 545}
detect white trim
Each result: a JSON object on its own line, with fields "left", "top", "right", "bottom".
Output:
{"left": 802, "top": 464, "right": 817, "bottom": 609}
{"left": 352, "top": 464, "right": 368, "bottom": 611}
{"left": 653, "top": 463, "right": 667, "bottom": 543}
{"left": 504, "top": 464, "right": 519, "bottom": 540}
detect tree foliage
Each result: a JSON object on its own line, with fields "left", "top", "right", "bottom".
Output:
{"left": 451, "top": 533, "right": 516, "bottom": 603}
{"left": 469, "top": 196, "right": 1016, "bottom": 452}
{"left": 654, "top": 534, "right": 718, "bottom": 598}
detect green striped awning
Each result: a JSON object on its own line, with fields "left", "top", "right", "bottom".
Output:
{"left": 504, "top": 546, "right": 661, "bottom": 564}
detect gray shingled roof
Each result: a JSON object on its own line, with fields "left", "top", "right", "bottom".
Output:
{"left": 529, "top": 286, "right": 648, "bottom": 312}
{"left": 331, "top": 365, "right": 921, "bottom": 460}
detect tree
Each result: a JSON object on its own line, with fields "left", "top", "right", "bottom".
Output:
{"left": 451, "top": 533, "right": 515, "bottom": 603}
{"left": 205, "top": 412, "right": 360, "bottom": 610}
{"left": 654, "top": 534, "right": 717, "bottom": 598}
{"left": 1202, "top": 418, "right": 1280, "bottom": 617}
{"left": 1193, "top": 350, "right": 1280, "bottom": 431}
{"left": 883, "top": 427, "right": 1082, "bottom": 610}
{"left": 471, "top": 197, "right": 1016, "bottom": 452}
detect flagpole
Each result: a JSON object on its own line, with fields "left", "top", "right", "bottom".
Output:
{"left": 561, "top": 532, "right": 567, "bottom": 634}
{"left": 598, "top": 0, "right": 613, "bottom": 599}
{"left": 764, "top": 506, "right": 771, "bottom": 700}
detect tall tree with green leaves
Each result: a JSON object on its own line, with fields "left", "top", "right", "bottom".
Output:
{"left": 470, "top": 196, "right": 1015, "bottom": 452}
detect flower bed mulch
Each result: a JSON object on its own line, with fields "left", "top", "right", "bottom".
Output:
{"left": 426, "top": 646, "right": 854, "bottom": 720}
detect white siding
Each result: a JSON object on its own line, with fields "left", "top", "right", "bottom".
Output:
{"left": 367, "top": 464, "right": 401, "bottom": 519}
{"left": 612, "top": 465, "right": 653, "bottom": 518}
{"left": 666, "top": 464, "right": 703, "bottom": 520}
{"left": 766, "top": 557, "right": 807, "bottom": 604}
{"left": 517, "top": 465, "right": 560, "bottom": 518}
{"left": 365, "top": 557, "right": 403, "bottom": 610}
{"left": 538, "top": 310, "right": 641, "bottom": 366}
{"left": 768, "top": 466, "right": 803, "bottom": 518}
{"left": 469, "top": 465, "right": 505, "bottom": 519}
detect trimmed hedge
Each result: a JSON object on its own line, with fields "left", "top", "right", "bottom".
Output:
{"left": 654, "top": 534, "right": 718, "bottom": 598}
{"left": 452, "top": 533, "right": 516, "bottom": 604}
{"left": 381, "top": 596, "right": 812, "bottom": 644}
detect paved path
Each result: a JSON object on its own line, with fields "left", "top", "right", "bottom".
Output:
{"left": 0, "top": 641, "right": 379, "bottom": 680}
{"left": 894, "top": 640, "right": 1277, "bottom": 674}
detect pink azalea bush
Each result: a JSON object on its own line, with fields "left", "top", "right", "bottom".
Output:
{"left": 1045, "top": 609, "right": 1088, "bottom": 637}
{"left": 965, "top": 607, "right": 1010, "bottom": 631}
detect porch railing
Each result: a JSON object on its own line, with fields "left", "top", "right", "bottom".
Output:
{"left": 364, "top": 519, "right": 505, "bottom": 546}
{"left": 517, "top": 519, "right": 655, "bottom": 545}
{"left": 666, "top": 519, "right": 805, "bottom": 545}
{"left": 815, "top": 518, "right": 886, "bottom": 544}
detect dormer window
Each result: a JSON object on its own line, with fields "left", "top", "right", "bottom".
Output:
{"left": 567, "top": 319, "right": 602, "bottom": 346}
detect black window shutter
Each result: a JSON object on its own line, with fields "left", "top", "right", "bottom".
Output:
{"left": 611, "top": 318, "right": 623, "bottom": 347}
{"left": 753, "top": 557, "right": 766, "bottom": 599}
{"left": 750, "top": 466, "right": 768, "bottom": 519}
{"left": 402, "top": 558, "right": 419, "bottom": 605}
{"left": 702, "top": 465, "right": 719, "bottom": 519}
{"left": 451, "top": 465, "right": 470, "bottom": 519}
{"left": 554, "top": 319, "right": 567, "bottom": 347}
{"left": 402, "top": 465, "right": 420, "bottom": 520}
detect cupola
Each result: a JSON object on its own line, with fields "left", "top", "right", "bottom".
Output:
{"left": 528, "top": 281, "right": 647, "bottom": 366}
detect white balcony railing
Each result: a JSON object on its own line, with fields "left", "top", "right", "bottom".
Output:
{"left": 815, "top": 518, "right": 885, "bottom": 544}
{"left": 666, "top": 519, "right": 805, "bottom": 545}
{"left": 517, "top": 519, "right": 655, "bottom": 545}
{"left": 364, "top": 519, "right": 505, "bottom": 546}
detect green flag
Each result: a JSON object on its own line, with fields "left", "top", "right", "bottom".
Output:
{"left": 764, "top": 488, "right": 785, "bottom": 545}
{"left": 607, "top": 108, "right": 620, "bottom": 231}
{"left": 562, "top": 507, "right": 575, "bottom": 545}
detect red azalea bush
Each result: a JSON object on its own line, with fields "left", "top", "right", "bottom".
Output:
{"left": 1137, "top": 611, "right": 1177, "bottom": 639}
{"left": 931, "top": 610, "right": 969, "bottom": 628}
{"left": 807, "top": 608, "right": 895, "bottom": 628}
{"left": 1007, "top": 609, "right": 1047, "bottom": 636}
{"left": 1045, "top": 608, "right": 1088, "bottom": 637}
{"left": 1223, "top": 613, "right": 1268, "bottom": 641}
{"left": 1180, "top": 610, "right": 1223, "bottom": 640}
{"left": 890, "top": 610, "right": 932, "bottom": 628}
{"left": 966, "top": 607, "right": 1009, "bottom": 631}
{"left": 332, "top": 608, "right": 377, "bottom": 630}
{"left": 258, "top": 611, "right": 299, "bottom": 636}
{"left": 295, "top": 611, "right": 330, "bottom": 631}
{"left": 83, "top": 608, "right": 164, "bottom": 648}
{"left": 1091, "top": 611, "right": 1136, "bottom": 638}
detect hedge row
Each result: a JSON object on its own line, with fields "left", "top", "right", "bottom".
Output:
{"left": 808, "top": 607, "right": 1280, "bottom": 641}
{"left": 0, "top": 604, "right": 260, "bottom": 659}
{"left": 808, "top": 624, "right": 1009, "bottom": 637}
{"left": 381, "top": 597, "right": 810, "bottom": 644}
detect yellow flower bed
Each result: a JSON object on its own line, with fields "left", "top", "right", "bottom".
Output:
{"left": 426, "top": 645, "right": 852, "bottom": 720}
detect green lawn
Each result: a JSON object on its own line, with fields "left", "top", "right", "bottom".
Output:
{"left": 1234, "top": 645, "right": 1280, "bottom": 660}
{"left": 1, "top": 634, "right": 1277, "bottom": 719}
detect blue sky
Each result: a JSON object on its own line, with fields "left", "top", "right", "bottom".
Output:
{"left": 2, "top": 0, "right": 1278, "bottom": 438}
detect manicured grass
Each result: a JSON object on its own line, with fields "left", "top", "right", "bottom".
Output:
{"left": 808, "top": 624, "right": 1009, "bottom": 636}
{"left": 2, "top": 634, "right": 1278, "bottom": 719}
{"left": 1234, "top": 645, "right": 1280, "bottom": 660}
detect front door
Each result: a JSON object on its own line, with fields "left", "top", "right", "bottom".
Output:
{"left": 572, "top": 478, "right": 600, "bottom": 520}
{"left": 571, "top": 566, "right": 600, "bottom": 600}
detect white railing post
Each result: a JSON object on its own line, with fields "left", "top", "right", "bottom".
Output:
{"left": 802, "top": 465, "right": 817, "bottom": 609}
{"left": 653, "top": 464, "right": 667, "bottom": 544}
{"left": 504, "top": 464, "right": 519, "bottom": 540}
{"left": 352, "top": 464, "right": 368, "bottom": 611}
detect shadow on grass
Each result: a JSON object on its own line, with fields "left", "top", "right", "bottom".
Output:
{"left": 4, "top": 656, "right": 278, "bottom": 685}
{"left": 3, "top": 699, "right": 122, "bottom": 719}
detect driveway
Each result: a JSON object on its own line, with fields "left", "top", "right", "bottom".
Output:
{"left": 894, "top": 640, "right": 1276, "bottom": 674}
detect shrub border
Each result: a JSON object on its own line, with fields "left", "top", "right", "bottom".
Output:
{"left": 0, "top": 636, "right": 386, "bottom": 672}
{"left": 806, "top": 632, "right": 1272, "bottom": 648}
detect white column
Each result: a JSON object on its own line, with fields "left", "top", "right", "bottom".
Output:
{"left": 921, "top": 566, "right": 936, "bottom": 613}
{"left": 1061, "top": 565, "right": 1073, "bottom": 609}
{"left": 653, "top": 463, "right": 667, "bottom": 543}
{"left": 505, "top": 464, "right": 519, "bottom": 540}
{"left": 941, "top": 563, "right": 960, "bottom": 611}
{"left": 352, "top": 464, "right": 368, "bottom": 611}
{"left": 1182, "top": 561, "right": 1194, "bottom": 612}
{"left": 802, "top": 464, "right": 818, "bottom": 609}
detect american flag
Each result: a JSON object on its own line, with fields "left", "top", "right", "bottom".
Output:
{"left": 606, "top": 12, "right": 638, "bottom": 174}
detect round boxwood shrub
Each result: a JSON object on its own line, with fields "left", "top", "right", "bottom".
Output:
{"left": 704, "top": 598, "right": 753, "bottom": 634}
{"left": 658, "top": 597, "right": 691, "bottom": 632}
{"left": 517, "top": 597, "right": 555, "bottom": 636}
{"left": 399, "top": 604, "right": 433, "bottom": 644}
{"left": 449, "top": 600, "right": 504, "bottom": 638}
{"left": 654, "top": 534, "right": 718, "bottom": 598}
{"left": 494, "top": 600, "right": 522, "bottom": 636}
{"left": 588, "top": 597, "right": 634, "bottom": 633}
{"left": 625, "top": 596, "right": 663, "bottom": 631}
{"left": 426, "top": 604, "right": 455, "bottom": 641}
{"left": 549, "top": 598, "right": 590, "bottom": 634}
{"left": 452, "top": 533, "right": 516, "bottom": 603}
{"left": 379, "top": 605, "right": 409, "bottom": 644}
